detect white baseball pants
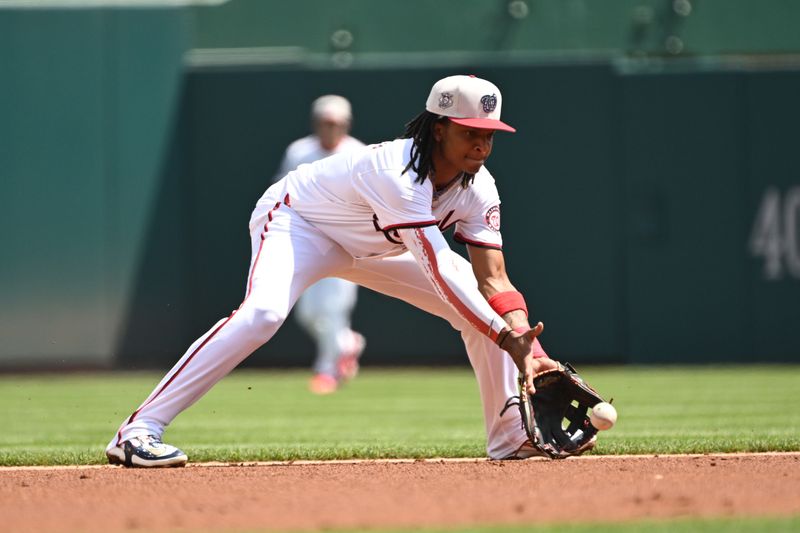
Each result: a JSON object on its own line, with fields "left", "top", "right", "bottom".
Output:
{"left": 108, "top": 198, "right": 526, "bottom": 459}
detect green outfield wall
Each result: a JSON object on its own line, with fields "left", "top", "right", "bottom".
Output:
{"left": 1, "top": 1, "right": 799, "bottom": 369}
{"left": 118, "top": 62, "right": 799, "bottom": 368}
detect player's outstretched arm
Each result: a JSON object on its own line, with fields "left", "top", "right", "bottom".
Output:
{"left": 398, "top": 225, "right": 545, "bottom": 390}
{"left": 466, "top": 246, "right": 527, "bottom": 326}
{"left": 467, "top": 245, "right": 558, "bottom": 393}
{"left": 398, "top": 225, "right": 510, "bottom": 339}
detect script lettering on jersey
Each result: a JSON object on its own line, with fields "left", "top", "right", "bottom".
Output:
{"left": 438, "top": 210, "right": 457, "bottom": 232}
{"left": 373, "top": 210, "right": 458, "bottom": 244}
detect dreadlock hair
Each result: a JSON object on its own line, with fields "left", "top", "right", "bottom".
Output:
{"left": 401, "top": 110, "right": 475, "bottom": 189}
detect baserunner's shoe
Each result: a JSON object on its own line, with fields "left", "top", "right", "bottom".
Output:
{"left": 309, "top": 372, "right": 339, "bottom": 395}
{"left": 106, "top": 435, "right": 188, "bottom": 468}
{"left": 336, "top": 330, "right": 366, "bottom": 382}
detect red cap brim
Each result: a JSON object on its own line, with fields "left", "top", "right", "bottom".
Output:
{"left": 450, "top": 117, "right": 516, "bottom": 133}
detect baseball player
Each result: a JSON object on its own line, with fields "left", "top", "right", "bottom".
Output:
{"left": 274, "top": 95, "right": 367, "bottom": 395}
{"left": 106, "top": 75, "right": 560, "bottom": 468}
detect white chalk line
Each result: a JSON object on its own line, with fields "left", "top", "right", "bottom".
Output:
{"left": 3, "top": 451, "right": 799, "bottom": 471}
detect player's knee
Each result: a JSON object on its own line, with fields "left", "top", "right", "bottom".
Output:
{"left": 256, "top": 307, "right": 287, "bottom": 329}
{"left": 242, "top": 306, "right": 287, "bottom": 342}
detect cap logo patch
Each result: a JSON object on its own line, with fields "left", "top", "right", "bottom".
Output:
{"left": 481, "top": 94, "right": 497, "bottom": 113}
{"left": 438, "top": 92, "right": 454, "bottom": 109}
{"left": 485, "top": 205, "right": 501, "bottom": 232}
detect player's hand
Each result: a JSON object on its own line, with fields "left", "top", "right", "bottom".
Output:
{"left": 500, "top": 322, "right": 557, "bottom": 394}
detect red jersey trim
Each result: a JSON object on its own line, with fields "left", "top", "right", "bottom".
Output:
{"left": 453, "top": 232, "right": 502, "bottom": 250}
{"left": 381, "top": 220, "right": 438, "bottom": 231}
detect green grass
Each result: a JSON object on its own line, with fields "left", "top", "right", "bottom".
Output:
{"left": 1, "top": 365, "right": 799, "bottom": 466}
{"left": 195, "top": 515, "right": 800, "bottom": 533}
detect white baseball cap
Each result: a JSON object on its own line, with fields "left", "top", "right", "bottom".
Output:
{"left": 425, "top": 75, "right": 515, "bottom": 132}
{"left": 311, "top": 95, "right": 352, "bottom": 124}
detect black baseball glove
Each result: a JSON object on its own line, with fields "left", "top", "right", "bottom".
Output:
{"left": 500, "top": 362, "right": 607, "bottom": 459}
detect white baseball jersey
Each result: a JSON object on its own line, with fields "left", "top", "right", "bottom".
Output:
{"left": 110, "top": 136, "right": 531, "bottom": 462}
{"left": 260, "top": 138, "right": 503, "bottom": 260}
{"left": 274, "top": 134, "right": 366, "bottom": 182}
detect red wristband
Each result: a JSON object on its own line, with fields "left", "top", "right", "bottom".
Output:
{"left": 488, "top": 291, "right": 528, "bottom": 318}
{"left": 512, "top": 326, "right": 548, "bottom": 359}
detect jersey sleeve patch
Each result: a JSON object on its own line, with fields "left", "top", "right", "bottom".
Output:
{"left": 485, "top": 205, "right": 501, "bottom": 232}
{"left": 451, "top": 179, "right": 503, "bottom": 249}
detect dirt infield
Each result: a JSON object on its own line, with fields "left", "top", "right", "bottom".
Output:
{"left": 3, "top": 453, "right": 799, "bottom": 532}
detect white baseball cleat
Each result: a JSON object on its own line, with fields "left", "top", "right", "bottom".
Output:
{"left": 502, "top": 435, "right": 597, "bottom": 460}
{"left": 106, "top": 435, "right": 188, "bottom": 468}
{"left": 502, "top": 439, "right": 551, "bottom": 460}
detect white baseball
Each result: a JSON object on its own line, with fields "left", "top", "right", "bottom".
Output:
{"left": 589, "top": 402, "right": 617, "bottom": 430}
